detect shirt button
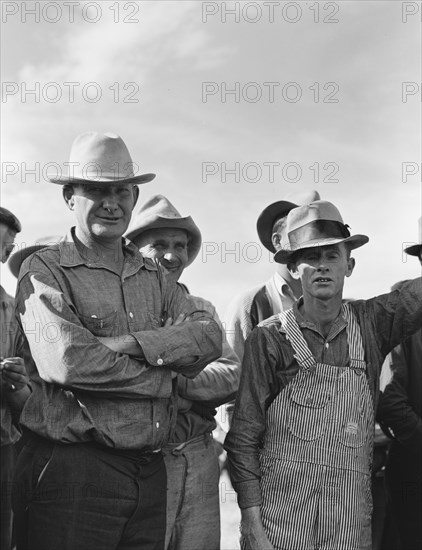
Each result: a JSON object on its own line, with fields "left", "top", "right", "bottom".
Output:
{"left": 325, "top": 342, "right": 329, "bottom": 349}
{"left": 156, "top": 422, "right": 160, "bottom": 429}
{"left": 306, "top": 396, "right": 313, "bottom": 405}
{"left": 354, "top": 369, "right": 362, "bottom": 376}
{"left": 129, "top": 312, "right": 134, "bottom": 319}
{"left": 157, "top": 358, "right": 164, "bottom": 366}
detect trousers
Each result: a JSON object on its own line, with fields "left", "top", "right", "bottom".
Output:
{"left": 12, "top": 432, "right": 167, "bottom": 550}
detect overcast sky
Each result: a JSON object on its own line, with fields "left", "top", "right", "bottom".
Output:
{"left": 1, "top": 0, "right": 421, "bottom": 316}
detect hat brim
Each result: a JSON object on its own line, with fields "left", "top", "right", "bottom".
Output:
{"left": 404, "top": 244, "right": 422, "bottom": 256}
{"left": 257, "top": 201, "right": 298, "bottom": 252}
{"left": 125, "top": 216, "right": 202, "bottom": 267}
{"left": 48, "top": 173, "right": 156, "bottom": 185}
{"left": 274, "top": 234, "right": 369, "bottom": 264}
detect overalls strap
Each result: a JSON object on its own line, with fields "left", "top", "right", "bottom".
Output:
{"left": 278, "top": 309, "right": 316, "bottom": 371}
{"left": 342, "top": 303, "right": 366, "bottom": 370}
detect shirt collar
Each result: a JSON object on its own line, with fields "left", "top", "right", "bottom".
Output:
{"left": 292, "top": 296, "right": 347, "bottom": 340}
{"left": 58, "top": 227, "right": 157, "bottom": 272}
{"left": 273, "top": 272, "right": 295, "bottom": 298}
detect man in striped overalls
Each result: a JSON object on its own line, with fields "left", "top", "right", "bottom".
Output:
{"left": 225, "top": 200, "right": 422, "bottom": 550}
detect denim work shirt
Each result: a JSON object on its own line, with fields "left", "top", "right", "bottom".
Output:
{"left": 224, "top": 278, "right": 422, "bottom": 508}
{"left": 16, "top": 229, "right": 222, "bottom": 451}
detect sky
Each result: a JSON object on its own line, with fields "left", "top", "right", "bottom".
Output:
{"left": 1, "top": 0, "right": 421, "bottom": 317}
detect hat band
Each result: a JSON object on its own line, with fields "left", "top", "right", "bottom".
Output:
{"left": 65, "top": 161, "right": 136, "bottom": 181}
{"left": 287, "top": 220, "right": 350, "bottom": 247}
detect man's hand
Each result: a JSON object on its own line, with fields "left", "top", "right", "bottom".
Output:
{"left": 163, "top": 314, "right": 197, "bottom": 365}
{"left": 0, "top": 357, "right": 31, "bottom": 411}
{"left": 240, "top": 507, "right": 275, "bottom": 550}
{"left": 1, "top": 357, "right": 29, "bottom": 392}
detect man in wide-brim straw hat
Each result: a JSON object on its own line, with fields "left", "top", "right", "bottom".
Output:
{"left": 125, "top": 194, "right": 240, "bottom": 550}
{"left": 13, "top": 132, "right": 222, "bottom": 550}
{"left": 225, "top": 200, "right": 422, "bottom": 550}
{"left": 378, "top": 217, "right": 422, "bottom": 550}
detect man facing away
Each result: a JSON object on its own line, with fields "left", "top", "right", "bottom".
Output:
{"left": 125, "top": 194, "right": 240, "bottom": 550}
{"left": 225, "top": 200, "right": 422, "bottom": 550}
{"left": 13, "top": 132, "right": 222, "bottom": 550}
{"left": 0, "top": 207, "right": 31, "bottom": 550}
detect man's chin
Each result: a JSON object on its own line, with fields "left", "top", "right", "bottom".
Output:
{"left": 91, "top": 223, "right": 124, "bottom": 239}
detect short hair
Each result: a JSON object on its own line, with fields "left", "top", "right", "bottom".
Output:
{"left": 0, "top": 207, "right": 21, "bottom": 233}
{"left": 272, "top": 214, "right": 288, "bottom": 237}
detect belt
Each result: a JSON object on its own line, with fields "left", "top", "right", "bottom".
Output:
{"left": 164, "top": 432, "right": 213, "bottom": 453}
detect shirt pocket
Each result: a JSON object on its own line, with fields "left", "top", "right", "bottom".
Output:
{"left": 287, "top": 377, "right": 332, "bottom": 441}
{"left": 79, "top": 311, "right": 118, "bottom": 337}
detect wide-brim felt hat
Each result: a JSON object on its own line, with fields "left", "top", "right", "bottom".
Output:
{"left": 404, "top": 217, "right": 422, "bottom": 256}
{"left": 48, "top": 131, "right": 155, "bottom": 185}
{"left": 125, "top": 195, "right": 202, "bottom": 266}
{"left": 257, "top": 190, "right": 321, "bottom": 252}
{"left": 274, "top": 200, "right": 369, "bottom": 264}
{"left": 8, "top": 236, "right": 63, "bottom": 278}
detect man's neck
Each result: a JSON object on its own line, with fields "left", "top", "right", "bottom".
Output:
{"left": 275, "top": 264, "right": 302, "bottom": 298}
{"left": 299, "top": 294, "right": 343, "bottom": 337}
{"left": 74, "top": 229, "right": 124, "bottom": 274}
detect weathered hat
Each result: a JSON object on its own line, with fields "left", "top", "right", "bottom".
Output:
{"left": 125, "top": 195, "right": 202, "bottom": 266}
{"left": 0, "top": 206, "right": 21, "bottom": 233}
{"left": 257, "top": 190, "right": 321, "bottom": 252}
{"left": 8, "top": 236, "right": 63, "bottom": 278}
{"left": 404, "top": 217, "right": 422, "bottom": 256}
{"left": 274, "top": 200, "right": 369, "bottom": 264}
{"left": 48, "top": 131, "right": 155, "bottom": 185}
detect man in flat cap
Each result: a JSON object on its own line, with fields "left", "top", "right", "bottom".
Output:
{"left": 0, "top": 207, "right": 30, "bottom": 550}
{"left": 378, "top": 218, "right": 422, "bottom": 550}
{"left": 225, "top": 200, "right": 422, "bottom": 550}
{"left": 13, "top": 132, "right": 222, "bottom": 550}
{"left": 124, "top": 194, "right": 240, "bottom": 550}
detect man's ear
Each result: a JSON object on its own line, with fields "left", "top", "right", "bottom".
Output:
{"left": 271, "top": 232, "right": 281, "bottom": 251}
{"left": 62, "top": 185, "right": 75, "bottom": 210}
{"left": 132, "top": 185, "right": 139, "bottom": 208}
{"left": 288, "top": 261, "right": 301, "bottom": 280}
{"left": 346, "top": 256, "right": 355, "bottom": 277}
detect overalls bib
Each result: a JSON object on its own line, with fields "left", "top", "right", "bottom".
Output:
{"left": 259, "top": 304, "right": 374, "bottom": 550}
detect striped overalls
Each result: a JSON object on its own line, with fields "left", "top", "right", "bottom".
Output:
{"left": 259, "top": 304, "right": 374, "bottom": 550}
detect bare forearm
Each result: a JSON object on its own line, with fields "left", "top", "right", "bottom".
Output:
{"left": 240, "top": 507, "right": 274, "bottom": 550}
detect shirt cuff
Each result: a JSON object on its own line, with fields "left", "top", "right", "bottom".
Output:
{"left": 233, "top": 479, "right": 262, "bottom": 509}
{"left": 131, "top": 331, "right": 167, "bottom": 367}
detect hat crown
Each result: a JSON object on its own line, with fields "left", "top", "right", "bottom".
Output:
{"left": 67, "top": 131, "right": 135, "bottom": 181}
{"left": 256, "top": 190, "right": 321, "bottom": 253}
{"left": 137, "top": 195, "right": 183, "bottom": 220}
{"left": 286, "top": 200, "right": 344, "bottom": 234}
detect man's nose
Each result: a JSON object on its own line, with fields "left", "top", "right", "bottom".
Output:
{"left": 163, "top": 250, "right": 177, "bottom": 263}
{"left": 102, "top": 196, "right": 119, "bottom": 212}
{"left": 316, "top": 257, "right": 328, "bottom": 270}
